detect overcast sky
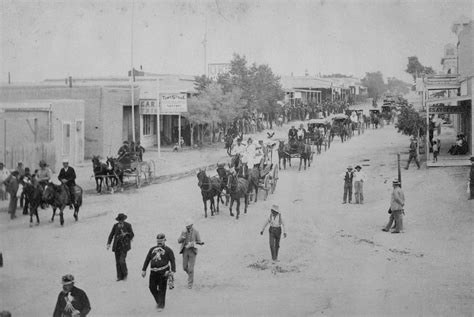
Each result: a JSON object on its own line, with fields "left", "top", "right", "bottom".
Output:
{"left": 1, "top": 0, "right": 472, "bottom": 83}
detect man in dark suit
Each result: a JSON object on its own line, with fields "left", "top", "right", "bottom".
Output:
{"left": 3, "top": 170, "right": 19, "bottom": 219}
{"left": 58, "top": 159, "right": 76, "bottom": 208}
{"left": 107, "top": 213, "right": 134, "bottom": 281}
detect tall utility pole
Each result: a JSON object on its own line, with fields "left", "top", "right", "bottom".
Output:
{"left": 202, "top": 17, "right": 207, "bottom": 76}
{"left": 130, "top": 0, "right": 136, "bottom": 142}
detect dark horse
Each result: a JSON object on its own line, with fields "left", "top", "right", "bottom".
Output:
{"left": 106, "top": 157, "right": 124, "bottom": 187}
{"left": 197, "top": 169, "right": 223, "bottom": 218}
{"left": 19, "top": 177, "right": 42, "bottom": 227}
{"left": 297, "top": 140, "right": 312, "bottom": 171}
{"left": 230, "top": 154, "right": 248, "bottom": 178}
{"left": 225, "top": 132, "right": 243, "bottom": 156}
{"left": 227, "top": 173, "right": 249, "bottom": 220}
{"left": 277, "top": 140, "right": 292, "bottom": 170}
{"left": 43, "top": 182, "right": 83, "bottom": 226}
{"left": 247, "top": 165, "right": 260, "bottom": 203}
{"left": 92, "top": 156, "right": 111, "bottom": 193}
{"left": 216, "top": 163, "right": 231, "bottom": 206}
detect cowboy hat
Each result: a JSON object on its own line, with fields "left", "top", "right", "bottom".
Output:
{"left": 62, "top": 159, "right": 69, "bottom": 163}
{"left": 115, "top": 213, "right": 127, "bottom": 221}
{"left": 355, "top": 165, "right": 361, "bottom": 170}
{"left": 392, "top": 179, "right": 401, "bottom": 185}
{"left": 61, "top": 274, "right": 75, "bottom": 285}
{"left": 271, "top": 204, "right": 280, "bottom": 213}
{"left": 347, "top": 165, "right": 353, "bottom": 169}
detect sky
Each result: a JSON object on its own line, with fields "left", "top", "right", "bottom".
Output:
{"left": 1, "top": 0, "right": 472, "bottom": 83}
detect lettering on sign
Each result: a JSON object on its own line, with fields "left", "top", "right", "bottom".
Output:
{"left": 428, "top": 105, "right": 467, "bottom": 114}
{"left": 139, "top": 99, "right": 158, "bottom": 115}
{"left": 160, "top": 93, "right": 188, "bottom": 114}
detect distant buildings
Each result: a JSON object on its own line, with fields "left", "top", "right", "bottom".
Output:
{"left": 440, "top": 44, "right": 457, "bottom": 75}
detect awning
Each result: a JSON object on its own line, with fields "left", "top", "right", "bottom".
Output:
{"left": 426, "top": 95, "right": 471, "bottom": 105}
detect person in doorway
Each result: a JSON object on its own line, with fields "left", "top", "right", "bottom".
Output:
{"left": 58, "top": 159, "right": 77, "bottom": 208}
{"left": 432, "top": 140, "right": 439, "bottom": 163}
{"left": 178, "top": 219, "right": 204, "bottom": 289}
{"left": 107, "top": 213, "right": 134, "bottom": 281}
{"left": 405, "top": 137, "right": 420, "bottom": 169}
{"left": 142, "top": 233, "right": 176, "bottom": 311}
{"left": 53, "top": 274, "right": 91, "bottom": 317}
{"left": 260, "top": 204, "right": 287, "bottom": 262}
{"left": 3, "top": 170, "right": 19, "bottom": 220}
{"left": 341, "top": 166, "right": 354, "bottom": 204}
{"left": 353, "top": 165, "right": 365, "bottom": 204}
{"left": 382, "top": 180, "right": 405, "bottom": 233}
{"left": 0, "top": 162, "right": 10, "bottom": 201}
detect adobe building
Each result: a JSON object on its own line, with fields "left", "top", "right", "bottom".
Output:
{"left": 0, "top": 100, "right": 84, "bottom": 172}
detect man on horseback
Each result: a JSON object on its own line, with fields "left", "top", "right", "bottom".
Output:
{"left": 36, "top": 160, "right": 52, "bottom": 189}
{"left": 58, "top": 159, "right": 77, "bottom": 209}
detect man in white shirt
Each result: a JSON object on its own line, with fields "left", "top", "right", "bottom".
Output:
{"left": 260, "top": 204, "right": 287, "bottom": 262}
{"left": 353, "top": 165, "right": 366, "bottom": 204}
{"left": 230, "top": 138, "right": 246, "bottom": 156}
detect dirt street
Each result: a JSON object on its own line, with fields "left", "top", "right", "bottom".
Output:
{"left": 0, "top": 123, "right": 472, "bottom": 316}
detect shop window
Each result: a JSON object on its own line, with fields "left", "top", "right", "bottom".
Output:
{"left": 143, "top": 115, "right": 155, "bottom": 136}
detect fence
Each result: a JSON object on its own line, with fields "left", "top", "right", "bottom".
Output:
{"left": 1, "top": 142, "right": 56, "bottom": 172}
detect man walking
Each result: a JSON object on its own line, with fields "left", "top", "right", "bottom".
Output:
{"left": 58, "top": 159, "right": 77, "bottom": 208}
{"left": 260, "top": 204, "right": 287, "bottom": 262}
{"left": 107, "top": 213, "right": 134, "bottom": 281}
{"left": 353, "top": 165, "right": 366, "bottom": 204}
{"left": 53, "top": 274, "right": 91, "bottom": 317}
{"left": 178, "top": 219, "right": 204, "bottom": 289}
{"left": 342, "top": 166, "right": 354, "bottom": 204}
{"left": 382, "top": 180, "right": 405, "bottom": 234}
{"left": 142, "top": 233, "right": 176, "bottom": 311}
{"left": 3, "top": 171, "right": 19, "bottom": 220}
{"left": 405, "top": 137, "right": 420, "bottom": 170}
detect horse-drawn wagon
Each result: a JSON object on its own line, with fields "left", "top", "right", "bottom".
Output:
{"left": 307, "top": 118, "right": 330, "bottom": 153}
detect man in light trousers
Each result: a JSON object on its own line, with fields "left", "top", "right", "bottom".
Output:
{"left": 382, "top": 179, "right": 405, "bottom": 234}
{"left": 353, "top": 165, "right": 365, "bottom": 204}
{"left": 178, "top": 219, "right": 204, "bottom": 289}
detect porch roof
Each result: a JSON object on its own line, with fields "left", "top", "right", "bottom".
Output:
{"left": 426, "top": 95, "right": 472, "bottom": 105}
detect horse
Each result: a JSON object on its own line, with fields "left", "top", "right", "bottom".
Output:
{"left": 106, "top": 157, "right": 124, "bottom": 187}
{"left": 297, "top": 140, "right": 312, "bottom": 171}
{"left": 277, "top": 140, "right": 291, "bottom": 170}
{"left": 216, "top": 164, "right": 231, "bottom": 206}
{"left": 43, "top": 182, "right": 83, "bottom": 226}
{"left": 247, "top": 165, "right": 260, "bottom": 203}
{"left": 196, "top": 169, "right": 223, "bottom": 218}
{"left": 92, "top": 156, "right": 111, "bottom": 193}
{"left": 230, "top": 154, "right": 248, "bottom": 178}
{"left": 18, "top": 177, "right": 42, "bottom": 227}
{"left": 227, "top": 173, "right": 249, "bottom": 219}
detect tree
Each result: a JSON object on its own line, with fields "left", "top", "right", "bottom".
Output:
{"left": 395, "top": 104, "right": 426, "bottom": 150}
{"left": 361, "top": 71, "right": 386, "bottom": 102}
{"left": 405, "top": 56, "right": 435, "bottom": 82}
{"left": 386, "top": 77, "right": 411, "bottom": 95}
{"left": 194, "top": 75, "right": 212, "bottom": 93}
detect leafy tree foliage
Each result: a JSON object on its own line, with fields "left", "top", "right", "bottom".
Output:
{"left": 386, "top": 77, "right": 411, "bottom": 95}
{"left": 405, "top": 56, "right": 435, "bottom": 82}
{"left": 361, "top": 71, "right": 386, "bottom": 102}
{"left": 194, "top": 75, "right": 212, "bottom": 93}
{"left": 395, "top": 104, "right": 426, "bottom": 137}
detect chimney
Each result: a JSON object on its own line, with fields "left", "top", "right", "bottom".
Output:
{"left": 69, "top": 76, "right": 72, "bottom": 88}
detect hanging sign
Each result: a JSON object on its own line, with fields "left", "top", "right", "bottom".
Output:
{"left": 139, "top": 99, "right": 158, "bottom": 115}
{"left": 428, "top": 105, "right": 468, "bottom": 114}
{"left": 160, "top": 93, "right": 187, "bottom": 114}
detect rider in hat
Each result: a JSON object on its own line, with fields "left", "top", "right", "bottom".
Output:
{"left": 260, "top": 204, "right": 287, "bottom": 262}
{"left": 58, "top": 159, "right": 77, "bottom": 209}
{"left": 107, "top": 213, "right": 135, "bottom": 281}
{"left": 36, "top": 160, "right": 52, "bottom": 188}
{"left": 142, "top": 233, "right": 176, "bottom": 311}
{"left": 53, "top": 274, "right": 91, "bottom": 317}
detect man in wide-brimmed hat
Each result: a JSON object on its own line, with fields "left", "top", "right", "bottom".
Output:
{"left": 53, "top": 274, "right": 91, "bottom": 317}
{"left": 178, "top": 218, "right": 204, "bottom": 289}
{"left": 142, "top": 233, "right": 176, "bottom": 311}
{"left": 36, "top": 159, "right": 52, "bottom": 187}
{"left": 107, "top": 213, "right": 134, "bottom": 281}
{"left": 341, "top": 165, "right": 354, "bottom": 204}
{"left": 261, "top": 204, "right": 287, "bottom": 262}
{"left": 382, "top": 179, "right": 405, "bottom": 233}
{"left": 353, "top": 165, "right": 366, "bottom": 204}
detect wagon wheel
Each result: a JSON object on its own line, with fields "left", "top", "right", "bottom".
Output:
{"left": 271, "top": 166, "right": 278, "bottom": 194}
{"left": 263, "top": 174, "right": 271, "bottom": 200}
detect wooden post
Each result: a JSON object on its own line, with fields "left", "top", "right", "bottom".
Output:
{"left": 397, "top": 153, "right": 401, "bottom": 188}
{"left": 178, "top": 114, "right": 181, "bottom": 148}
{"left": 3, "top": 119, "right": 6, "bottom": 164}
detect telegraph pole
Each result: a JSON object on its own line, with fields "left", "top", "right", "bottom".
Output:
{"left": 202, "top": 17, "right": 207, "bottom": 76}
{"left": 130, "top": 0, "right": 136, "bottom": 142}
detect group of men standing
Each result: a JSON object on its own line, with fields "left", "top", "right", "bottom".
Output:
{"left": 341, "top": 165, "right": 366, "bottom": 204}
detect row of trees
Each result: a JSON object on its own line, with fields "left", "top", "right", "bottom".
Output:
{"left": 187, "top": 54, "right": 284, "bottom": 146}
{"left": 360, "top": 71, "right": 411, "bottom": 102}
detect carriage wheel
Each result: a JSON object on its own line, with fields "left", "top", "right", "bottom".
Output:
{"left": 263, "top": 174, "right": 271, "bottom": 200}
{"left": 271, "top": 167, "right": 278, "bottom": 194}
